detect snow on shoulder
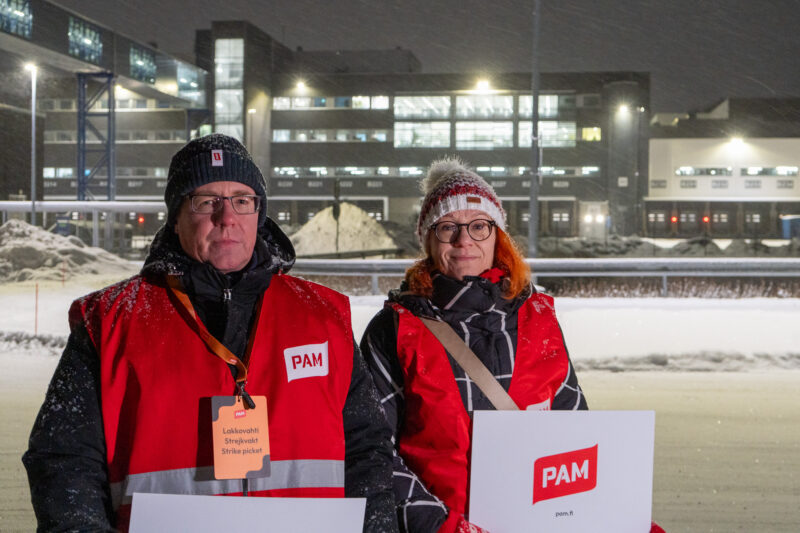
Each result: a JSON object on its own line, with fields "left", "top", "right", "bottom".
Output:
{"left": 290, "top": 202, "right": 397, "bottom": 257}
{"left": 0, "top": 219, "right": 138, "bottom": 283}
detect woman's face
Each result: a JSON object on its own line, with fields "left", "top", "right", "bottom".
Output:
{"left": 428, "top": 209, "right": 497, "bottom": 280}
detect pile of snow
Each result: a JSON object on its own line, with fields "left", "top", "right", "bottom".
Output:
{"left": 291, "top": 202, "right": 397, "bottom": 257}
{"left": 0, "top": 220, "right": 138, "bottom": 283}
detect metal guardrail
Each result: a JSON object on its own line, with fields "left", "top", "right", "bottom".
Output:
{"left": 293, "top": 258, "right": 800, "bottom": 296}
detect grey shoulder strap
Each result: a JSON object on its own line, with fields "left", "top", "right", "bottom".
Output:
{"left": 419, "top": 317, "right": 519, "bottom": 411}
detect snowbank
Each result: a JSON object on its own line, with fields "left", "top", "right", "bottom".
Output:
{"left": 291, "top": 202, "right": 397, "bottom": 256}
{"left": 0, "top": 220, "right": 138, "bottom": 283}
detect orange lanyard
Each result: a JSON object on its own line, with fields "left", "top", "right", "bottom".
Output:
{"left": 166, "top": 275, "right": 260, "bottom": 407}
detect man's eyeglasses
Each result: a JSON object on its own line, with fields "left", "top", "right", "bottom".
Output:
{"left": 188, "top": 194, "right": 262, "bottom": 215}
{"left": 429, "top": 219, "right": 496, "bottom": 243}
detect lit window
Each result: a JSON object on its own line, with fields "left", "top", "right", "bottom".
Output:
{"left": 519, "top": 121, "right": 576, "bottom": 147}
{"left": 371, "top": 96, "right": 390, "bottom": 109}
{"left": 679, "top": 179, "right": 697, "bottom": 189}
{"left": 399, "top": 167, "right": 423, "bottom": 176}
{"left": 1, "top": 0, "right": 32, "bottom": 39}
{"left": 273, "top": 97, "right": 291, "bottom": 110}
{"left": 394, "top": 122, "right": 450, "bottom": 148}
{"left": 130, "top": 45, "right": 156, "bottom": 84}
{"left": 214, "top": 39, "right": 244, "bottom": 140}
{"left": 277, "top": 212, "right": 291, "bottom": 222}
{"left": 581, "top": 127, "right": 602, "bottom": 141}
{"left": 352, "top": 96, "right": 371, "bottom": 109}
{"left": 744, "top": 180, "right": 761, "bottom": 189}
{"left": 456, "top": 95, "right": 513, "bottom": 119}
{"left": 743, "top": 166, "right": 799, "bottom": 176}
{"left": 519, "top": 94, "right": 560, "bottom": 118}
{"left": 650, "top": 180, "right": 667, "bottom": 189}
{"left": 777, "top": 180, "right": 795, "bottom": 189}
{"left": 394, "top": 96, "right": 451, "bottom": 119}
{"left": 456, "top": 122, "right": 513, "bottom": 149}
{"left": 676, "top": 167, "right": 732, "bottom": 176}
{"left": 68, "top": 17, "right": 103, "bottom": 64}
{"left": 711, "top": 180, "right": 729, "bottom": 189}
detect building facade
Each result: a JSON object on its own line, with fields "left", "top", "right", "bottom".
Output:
{"left": 647, "top": 98, "right": 800, "bottom": 238}
{"left": 3, "top": 10, "right": 653, "bottom": 239}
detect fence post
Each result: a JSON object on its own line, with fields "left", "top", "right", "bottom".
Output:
{"left": 661, "top": 275, "right": 668, "bottom": 297}
{"left": 371, "top": 274, "right": 380, "bottom": 295}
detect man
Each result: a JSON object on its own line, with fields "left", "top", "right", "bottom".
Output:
{"left": 23, "top": 134, "right": 399, "bottom": 532}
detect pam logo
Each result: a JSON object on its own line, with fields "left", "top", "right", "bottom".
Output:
{"left": 234, "top": 409, "right": 246, "bottom": 419}
{"left": 533, "top": 444, "right": 597, "bottom": 504}
{"left": 283, "top": 341, "right": 329, "bottom": 382}
{"left": 211, "top": 149, "right": 224, "bottom": 166}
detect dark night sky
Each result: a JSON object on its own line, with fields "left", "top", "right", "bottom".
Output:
{"left": 55, "top": 0, "right": 800, "bottom": 113}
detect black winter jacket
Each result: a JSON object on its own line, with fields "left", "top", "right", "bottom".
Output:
{"left": 360, "top": 272, "right": 587, "bottom": 533}
{"left": 23, "top": 218, "right": 399, "bottom": 533}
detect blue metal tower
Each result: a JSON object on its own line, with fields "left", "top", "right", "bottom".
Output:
{"left": 76, "top": 72, "right": 116, "bottom": 200}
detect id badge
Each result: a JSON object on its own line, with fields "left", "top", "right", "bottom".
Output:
{"left": 211, "top": 395, "right": 271, "bottom": 480}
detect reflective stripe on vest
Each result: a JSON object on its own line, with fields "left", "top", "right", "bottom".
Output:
{"left": 109, "top": 459, "right": 344, "bottom": 509}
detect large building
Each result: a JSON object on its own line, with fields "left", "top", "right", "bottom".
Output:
{"left": 6, "top": 9, "right": 653, "bottom": 239}
{"left": 648, "top": 98, "right": 800, "bottom": 238}
{"left": 0, "top": 0, "right": 208, "bottom": 232}
{"left": 196, "top": 21, "right": 649, "bottom": 238}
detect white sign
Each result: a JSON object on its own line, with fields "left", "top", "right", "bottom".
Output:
{"left": 129, "top": 493, "right": 366, "bottom": 533}
{"left": 469, "top": 410, "right": 655, "bottom": 533}
{"left": 283, "top": 340, "right": 329, "bottom": 382}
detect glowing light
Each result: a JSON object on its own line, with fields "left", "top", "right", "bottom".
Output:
{"left": 671, "top": 216, "right": 678, "bottom": 223}
{"left": 729, "top": 137, "right": 744, "bottom": 146}
{"left": 247, "top": 108, "right": 256, "bottom": 114}
{"left": 584, "top": 214, "right": 593, "bottom": 223}
{"left": 23, "top": 63, "right": 37, "bottom": 72}
{"left": 595, "top": 214, "right": 605, "bottom": 224}
{"left": 702, "top": 216, "right": 710, "bottom": 223}
{"left": 476, "top": 79, "right": 490, "bottom": 91}
{"left": 137, "top": 216, "right": 145, "bottom": 224}
{"left": 296, "top": 81, "right": 306, "bottom": 90}
{"left": 618, "top": 104, "right": 630, "bottom": 115}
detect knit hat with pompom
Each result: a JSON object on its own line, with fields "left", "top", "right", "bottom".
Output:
{"left": 416, "top": 157, "right": 507, "bottom": 245}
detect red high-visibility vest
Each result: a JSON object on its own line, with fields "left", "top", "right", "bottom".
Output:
{"left": 392, "top": 293, "right": 570, "bottom": 515}
{"left": 71, "top": 273, "right": 354, "bottom": 531}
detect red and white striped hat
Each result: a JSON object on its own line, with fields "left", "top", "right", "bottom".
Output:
{"left": 416, "top": 157, "right": 507, "bottom": 245}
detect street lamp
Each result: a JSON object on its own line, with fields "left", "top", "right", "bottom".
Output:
{"left": 24, "top": 62, "right": 37, "bottom": 224}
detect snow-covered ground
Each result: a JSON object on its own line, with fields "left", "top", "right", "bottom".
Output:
{"left": 3, "top": 279, "right": 799, "bottom": 372}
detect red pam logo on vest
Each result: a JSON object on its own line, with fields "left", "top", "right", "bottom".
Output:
{"left": 532, "top": 444, "right": 597, "bottom": 504}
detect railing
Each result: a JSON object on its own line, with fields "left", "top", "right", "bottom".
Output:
{"left": 293, "top": 258, "right": 800, "bottom": 296}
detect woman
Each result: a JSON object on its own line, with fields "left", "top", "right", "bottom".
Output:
{"left": 360, "top": 158, "right": 588, "bottom": 533}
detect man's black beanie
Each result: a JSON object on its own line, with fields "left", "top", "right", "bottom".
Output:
{"left": 164, "top": 133, "right": 267, "bottom": 227}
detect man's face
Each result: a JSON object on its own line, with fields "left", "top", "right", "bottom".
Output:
{"left": 174, "top": 181, "right": 260, "bottom": 273}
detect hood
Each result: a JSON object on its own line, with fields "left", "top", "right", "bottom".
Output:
{"left": 142, "top": 216, "right": 296, "bottom": 277}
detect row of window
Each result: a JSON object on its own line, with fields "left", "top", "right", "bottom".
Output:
{"left": 44, "top": 167, "right": 168, "bottom": 179}
{"left": 390, "top": 121, "right": 586, "bottom": 149}
{"left": 652, "top": 179, "right": 796, "bottom": 190}
{"left": 272, "top": 129, "right": 389, "bottom": 143}
{"left": 675, "top": 166, "right": 798, "bottom": 176}
{"left": 38, "top": 98, "right": 183, "bottom": 111}
{"left": 648, "top": 211, "right": 765, "bottom": 226}
{"left": 272, "top": 165, "right": 601, "bottom": 178}
{"left": 273, "top": 93, "right": 600, "bottom": 118}
{"left": 44, "top": 130, "right": 186, "bottom": 143}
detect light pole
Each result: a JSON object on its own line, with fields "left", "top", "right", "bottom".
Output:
{"left": 24, "top": 63, "right": 37, "bottom": 224}
{"left": 527, "top": 0, "right": 541, "bottom": 257}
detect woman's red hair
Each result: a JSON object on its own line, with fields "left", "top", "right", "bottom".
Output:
{"left": 405, "top": 228, "right": 531, "bottom": 300}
